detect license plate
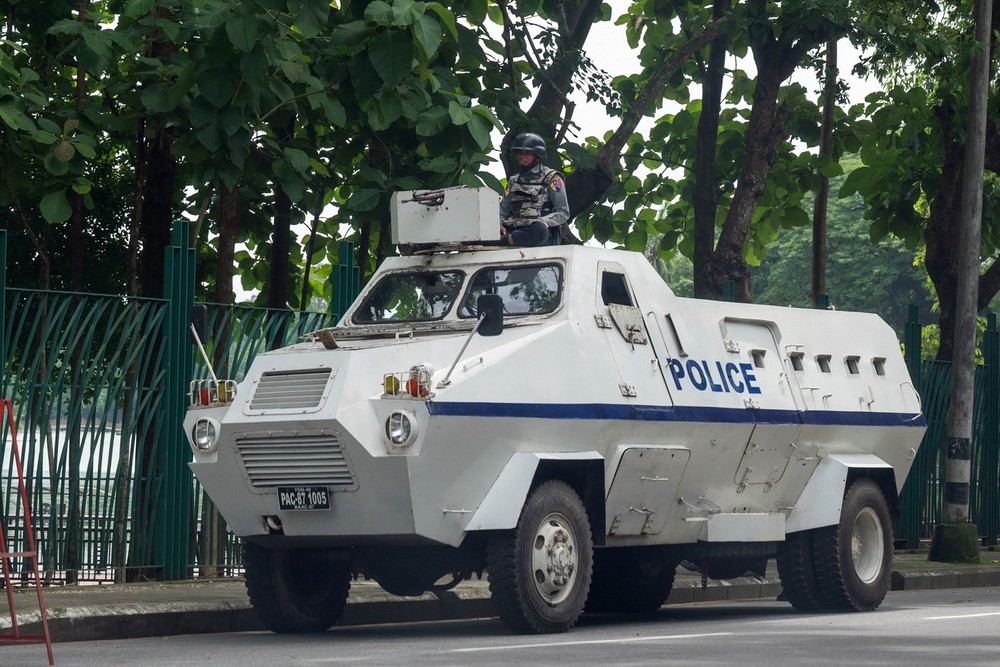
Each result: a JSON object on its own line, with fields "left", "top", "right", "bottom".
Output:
{"left": 277, "top": 486, "right": 331, "bottom": 511}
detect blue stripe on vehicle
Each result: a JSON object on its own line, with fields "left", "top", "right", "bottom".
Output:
{"left": 425, "top": 401, "right": 926, "bottom": 428}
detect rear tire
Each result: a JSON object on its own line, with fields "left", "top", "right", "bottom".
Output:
{"left": 487, "top": 480, "right": 593, "bottom": 633}
{"left": 243, "top": 542, "right": 351, "bottom": 633}
{"left": 586, "top": 549, "right": 677, "bottom": 614}
{"left": 776, "top": 529, "right": 823, "bottom": 612}
{"left": 812, "top": 479, "right": 893, "bottom": 612}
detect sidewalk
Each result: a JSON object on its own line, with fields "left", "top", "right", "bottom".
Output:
{"left": 2, "top": 550, "right": 999, "bottom": 644}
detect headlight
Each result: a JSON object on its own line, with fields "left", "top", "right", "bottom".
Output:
{"left": 191, "top": 417, "right": 219, "bottom": 453}
{"left": 385, "top": 410, "right": 417, "bottom": 448}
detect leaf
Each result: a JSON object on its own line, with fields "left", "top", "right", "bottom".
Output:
{"left": 170, "top": 62, "right": 196, "bottom": 109}
{"left": 331, "top": 21, "right": 371, "bottom": 50}
{"left": 53, "top": 140, "right": 76, "bottom": 162}
{"left": 40, "top": 189, "right": 72, "bottom": 224}
{"left": 32, "top": 130, "right": 59, "bottom": 145}
{"left": 392, "top": 0, "right": 424, "bottom": 27}
{"left": 364, "top": 1, "right": 394, "bottom": 25}
{"left": 217, "top": 107, "right": 243, "bottom": 137}
{"left": 818, "top": 161, "right": 844, "bottom": 179}
{"left": 62, "top": 119, "right": 80, "bottom": 136}
{"left": 369, "top": 30, "right": 414, "bottom": 87}
{"left": 425, "top": 3, "right": 458, "bottom": 39}
{"left": 70, "top": 139, "right": 96, "bottom": 159}
{"left": 447, "top": 100, "right": 473, "bottom": 125}
{"left": 346, "top": 188, "right": 382, "bottom": 211}
{"left": 280, "top": 60, "right": 305, "bottom": 83}
{"left": 140, "top": 84, "right": 172, "bottom": 113}
{"left": 419, "top": 155, "right": 457, "bottom": 173}
{"left": 43, "top": 152, "right": 69, "bottom": 176}
{"left": 189, "top": 96, "right": 217, "bottom": 129}
{"left": 624, "top": 230, "right": 647, "bottom": 252}
{"left": 562, "top": 142, "right": 597, "bottom": 169}
{"left": 415, "top": 106, "right": 450, "bottom": 136}
{"left": 293, "top": 0, "right": 329, "bottom": 39}
{"left": 123, "top": 0, "right": 156, "bottom": 18}
{"left": 284, "top": 147, "right": 311, "bottom": 174}
{"left": 225, "top": 14, "right": 260, "bottom": 53}
{"left": 0, "top": 103, "right": 36, "bottom": 132}
{"left": 412, "top": 15, "right": 442, "bottom": 59}
{"left": 466, "top": 0, "right": 487, "bottom": 24}
{"left": 466, "top": 114, "right": 491, "bottom": 149}
{"left": 198, "top": 66, "right": 238, "bottom": 108}
{"left": 840, "top": 166, "right": 870, "bottom": 196}
{"left": 320, "top": 97, "right": 347, "bottom": 127}
{"left": 366, "top": 91, "right": 403, "bottom": 130}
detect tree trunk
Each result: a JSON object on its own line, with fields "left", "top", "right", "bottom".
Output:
{"left": 692, "top": 0, "right": 730, "bottom": 297}
{"left": 941, "top": 0, "right": 991, "bottom": 530}
{"left": 268, "top": 185, "right": 292, "bottom": 310}
{"left": 566, "top": 10, "right": 741, "bottom": 220}
{"left": 497, "top": 0, "right": 605, "bottom": 171}
{"left": 811, "top": 39, "right": 837, "bottom": 308}
{"left": 697, "top": 36, "right": 805, "bottom": 300}
{"left": 216, "top": 184, "right": 239, "bottom": 306}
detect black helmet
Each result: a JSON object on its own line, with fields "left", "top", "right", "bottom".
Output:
{"left": 511, "top": 132, "right": 547, "bottom": 160}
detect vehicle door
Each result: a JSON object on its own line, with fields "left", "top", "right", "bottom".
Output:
{"left": 719, "top": 318, "right": 804, "bottom": 493}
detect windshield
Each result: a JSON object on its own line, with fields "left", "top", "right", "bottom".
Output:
{"left": 353, "top": 271, "right": 465, "bottom": 323}
{"left": 459, "top": 264, "right": 563, "bottom": 317}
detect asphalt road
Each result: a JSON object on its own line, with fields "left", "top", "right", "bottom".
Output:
{"left": 5, "top": 588, "right": 999, "bottom": 667}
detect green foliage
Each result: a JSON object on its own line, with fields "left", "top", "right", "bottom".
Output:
{"left": 751, "top": 158, "right": 935, "bottom": 335}
{"left": 1, "top": 0, "right": 511, "bottom": 303}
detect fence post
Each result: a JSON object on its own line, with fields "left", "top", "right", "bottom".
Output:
{"left": 899, "top": 305, "right": 924, "bottom": 548}
{"left": 156, "top": 220, "right": 196, "bottom": 580}
{"left": 904, "top": 304, "right": 922, "bottom": 387}
{"left": 981, "top": 313, "right": 999, "bottom": 545}
{"left": 1, "top": 229, "right": 6, "bottom": 383}
{"left": 722, "top": 280, "right": 734, "bottom": 302}
{"left": 332, "top": 241, "right": 359, "bottom": 320}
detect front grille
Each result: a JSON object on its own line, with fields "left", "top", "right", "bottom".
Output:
{"left": 249, "top": 368, "right": 332, "bottom": 411}
{"left": 234, "top": 431, "right": 357, "bottom": 489}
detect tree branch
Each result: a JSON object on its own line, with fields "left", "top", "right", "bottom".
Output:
{"left": 596, "top": 6, "right": 744, "bottom": 174}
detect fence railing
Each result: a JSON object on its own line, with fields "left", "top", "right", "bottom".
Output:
{"left": 0, "top": 225, "right": 354, "bottom": 582}
{"left": 3, "top": 226, "right": 998, "bottom": 584}
{"left": 897, "top": 311, "right": 1000, "bottom": 547}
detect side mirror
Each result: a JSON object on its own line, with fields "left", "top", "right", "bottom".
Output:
{"left": 477, "top": 294, "right": 504, "bottom": 337}
{"left": 190, "top": 305, "right": 208, "bottom": 345}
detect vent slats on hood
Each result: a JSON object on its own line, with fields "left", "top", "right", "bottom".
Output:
{"left": 249, "top": 368, "right": 331, "bottom": 411}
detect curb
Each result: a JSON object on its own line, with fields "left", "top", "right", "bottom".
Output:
{"left": 4, "top": 567, "right": 998, "bottom": 644}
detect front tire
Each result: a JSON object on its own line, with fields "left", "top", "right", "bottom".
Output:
{"left": 487, "top": 480, "right": 593, "bottom": 633}
{"left": 812, "top": 479, "right": 893, "bottom": 612}
{"left": 243, "top": 542, "right": 351, "bottom": 633}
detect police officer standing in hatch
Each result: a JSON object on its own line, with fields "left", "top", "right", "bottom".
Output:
{"left": 498, "top": 133, "right": 570, "bottom": 247}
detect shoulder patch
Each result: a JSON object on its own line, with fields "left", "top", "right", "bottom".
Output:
{"left": 549, "top": 176, "right": 564, "bottom": 192}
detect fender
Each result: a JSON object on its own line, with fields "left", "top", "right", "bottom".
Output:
{"left": 784, "top": 453, "right": 893, "bottom": 533}
{"left": 466, "top": 451, "right": 604, "bottom": 531}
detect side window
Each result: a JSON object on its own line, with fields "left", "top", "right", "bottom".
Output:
{"left": 601, "top": 272, "right": 633, "bottom": 306}
{"left": 458, "top": 264, "right": 563, "bottom": 317}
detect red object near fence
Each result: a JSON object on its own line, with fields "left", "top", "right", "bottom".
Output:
{"left": 0, "top": 398, "right": 54, "bottom": 665}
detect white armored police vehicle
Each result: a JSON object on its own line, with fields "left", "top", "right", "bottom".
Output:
{"left": 184, "top": 187, "right": 926, "bottom": 635}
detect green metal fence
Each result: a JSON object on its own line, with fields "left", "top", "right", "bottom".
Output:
{"left": 3, "top": 223, "right": 998, "bottom": 582}
{"left": 1, "top": 226, "right": 355, "bottom": 582}
{"left": 898, "top": 309, "right": 1000, "bottom": 547}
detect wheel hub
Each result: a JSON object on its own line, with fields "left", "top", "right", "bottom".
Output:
{"left": 531, "top": 513, "right": 578, "bottom": 604}
{"left": 851, "top": 506, "right": 884, "bottom": 584}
